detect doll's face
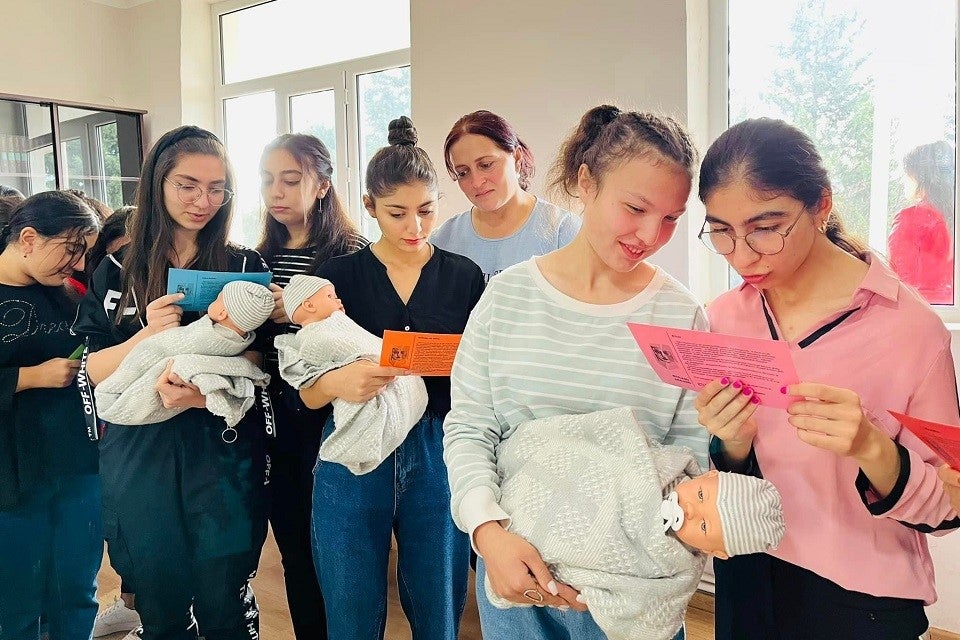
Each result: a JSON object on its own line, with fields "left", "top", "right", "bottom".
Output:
{"left": 291, "top": 284, "right": 344, "bottom": 324}
{"left": 673, "top": 470, "right": 728, "bottom": 559}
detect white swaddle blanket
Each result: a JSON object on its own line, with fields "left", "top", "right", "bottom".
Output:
{"left": 95, "top": 316, "right": 270, "bottom": 427}
{"left": 490, "top": 406, "right": 707, "bottom": 640}
{"left": 275, "top": 311, "right": 428, "bottom": 474}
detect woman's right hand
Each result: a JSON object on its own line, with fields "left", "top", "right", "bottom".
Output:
{"left": 694, "top": 377, "right": 759, "bottom": 462}
{"left": 318, "top": 360, "right": 409, "bottom": 403}
{"left": 18, "top": 357, "right": 81, "bottom": 390}
{"left": 144, "top": 292, "right": 185, "bottom": 335}
{"left": 474, "top": 521, "right": 587, "bottom": 612}
{"left": 268, "top": 283, "right": 289, "bottom": 323}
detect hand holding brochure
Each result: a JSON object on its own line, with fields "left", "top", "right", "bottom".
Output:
{"left": 379, "top": 331, "right": 462, "bottom": 376}
{"left": 166, "top": 268, "right": 273, "bottom": 312}
{"left": 627, "top": 323, "right": 800, "bottom": 409}
{"left": 888, "top": 410, "right": 960, "bottom": 470}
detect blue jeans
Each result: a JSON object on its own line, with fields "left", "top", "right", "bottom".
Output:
{"left": 311, "top": 414, "right": 469, "bottom": 640}
{"left": 0, "top": 474, "right": 103, "bottom": 640}
{"left": 476, "top": 559, "right": 686, "bottom": 640}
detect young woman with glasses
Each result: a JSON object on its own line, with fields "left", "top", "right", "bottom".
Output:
{"left": 694, "top": 118, "right": 960, "bottom": 640}
{"left": 74, "top": 126, "right": 271, "bottom": 640}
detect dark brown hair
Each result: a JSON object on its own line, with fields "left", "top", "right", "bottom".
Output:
{"left": 365, "top": 116, "right": 438, "bottom": 201}
{"left": 550, "top": 105, "right": 698, "bottom": 200}
{"left": 443, "top": 110, "right": 535, "bottom": 190}
{"left": 120, "top": 126, "right": 234, "bottom": 321}
{"left": 2, "top": 190, "right": 100, "bottom": 272}
{"left": 257, "top": 134, "right": 359, "bottom": 272}
{"left": 699, "top": 118, "right": 868, "bottom": 261}
{"left": 904, "top": 140, "right": 955, "bottom": 221}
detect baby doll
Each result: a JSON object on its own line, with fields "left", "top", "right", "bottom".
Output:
{"left": 274, "top": 274, "right": 428, "bottom": 474}
{"left": 95, "top": 281, "right": 275, "bottom": 431}
{"left": 490, "top": 406, "right": 785, "bottom": 640}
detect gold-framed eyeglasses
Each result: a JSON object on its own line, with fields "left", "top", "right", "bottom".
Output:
{"left": 164, "top": 178, "right": 233, "bottom": 206}
{"left": 698, "top": 211, "right": 807, "bottom": 256}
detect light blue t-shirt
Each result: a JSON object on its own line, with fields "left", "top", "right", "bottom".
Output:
{"left": 430, "top": 199, "right": 581, "bottom": 282}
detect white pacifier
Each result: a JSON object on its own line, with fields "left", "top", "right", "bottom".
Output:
{"left": 661, "top": 490, "right": 684, "bottom": 533}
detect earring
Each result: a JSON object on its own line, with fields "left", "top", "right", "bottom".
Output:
{"left": 819, "top": 223, "right": 828, "bottom": 233}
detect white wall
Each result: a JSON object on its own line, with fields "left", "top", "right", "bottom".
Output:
{"left": 0, "top": 0, "right": 131, "bottom": 107}
{"left": 0, "top": 0, "right": 213, "bottom": 149}
{"left": 411, "top": 0, "right": 691, "bottom": 283}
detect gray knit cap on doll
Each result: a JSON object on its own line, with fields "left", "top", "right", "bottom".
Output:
{"left": 716, "top": 472, "right": 786, "bottom": 557}
{"left": 282, "top": 275, "right": 333, "bottom": 318}
{"left": 221, "top": 281, "right": 275, "bottom": 332}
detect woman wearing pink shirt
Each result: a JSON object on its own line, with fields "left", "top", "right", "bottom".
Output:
{"left": 694, "top": 118, "right": 960, "bottom": 640}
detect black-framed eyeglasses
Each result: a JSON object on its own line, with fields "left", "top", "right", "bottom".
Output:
{"left": 164, "top": 178, "right": 233, "bottom": 206}
{"left": 698, "top": 211, "right": 807, "bottom": 256}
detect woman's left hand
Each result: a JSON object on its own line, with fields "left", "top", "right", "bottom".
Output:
{"left": 785, "top": 383, "right": 885, "bottom": 460}
{"left": 156, "top": 360, "right": 206, "bottom": 409}
{"left": 939, "top": 464, "right": 960, "bottom": 512}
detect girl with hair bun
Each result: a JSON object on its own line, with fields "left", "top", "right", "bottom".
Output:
{"left": 434, "top": 110, "right": 580, "bottom": 282}
{"left": 299, "top": 116, "right": 485, "bottom": 640}
{"left": 0, "top": 190, "right": 102, "bottom": 638}
{"left": 443, "top": 105, "right": 706, "bottom": 639}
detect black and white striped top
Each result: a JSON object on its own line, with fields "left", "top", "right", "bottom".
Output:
{"left": 261, "top": 232, "right": 368, "bottom": 366}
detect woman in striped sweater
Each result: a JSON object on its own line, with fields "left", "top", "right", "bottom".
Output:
{"left": 256, "top": 133, "right": 366, "bottom": 640}
{"left": 443, "top": 105, "right": 708, "bottom": 640}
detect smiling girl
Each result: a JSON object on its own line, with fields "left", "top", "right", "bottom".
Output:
{"left": 443, "top": 105, "right": 707, "bottom": 640}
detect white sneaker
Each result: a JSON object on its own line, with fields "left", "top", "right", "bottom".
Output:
{"left": 93, "top": 598, "right": 141, "bottom": 637}
{"left": 121, "top": 626, "right": 143, "bottom": 640}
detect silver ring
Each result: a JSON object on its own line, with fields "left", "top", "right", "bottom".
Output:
{"left": 522, "top": 588, "right": 544, "bottom": 604}
{"left": 221, "top": 426, "right": 238, "bottom": 444}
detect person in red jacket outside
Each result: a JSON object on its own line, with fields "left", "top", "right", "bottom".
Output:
{"left": 888, "top": 140, "right": 955, "bottom": 305}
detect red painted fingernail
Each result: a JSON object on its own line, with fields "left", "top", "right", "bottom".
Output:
{"left": 732, "top": 380, "right": 742, "bottom": 390}
{"left": 742, "top": 387, "right": 753, "bottom": 396}
{"left": 720, "top": 377, "right": 730, "bottom": 386}
{"left": 751, "top": 395, "right": 761, "bottom": 405}
{"left": 780, "top": 386, "right": 787, "bottom": 394}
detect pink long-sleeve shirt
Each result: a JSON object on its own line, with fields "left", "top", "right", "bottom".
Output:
{"left": 708, "top": 256, "right": 960, "bottom": 604}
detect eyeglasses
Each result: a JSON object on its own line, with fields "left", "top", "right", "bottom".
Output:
{"left": 164, "top": 178, "right": 233, "bottom": 206}
{"left": 698, "top": 211, "right": 807, "bottom": 256}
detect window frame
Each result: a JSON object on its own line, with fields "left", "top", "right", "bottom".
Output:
{"left": 0, "top": 92, "right": 144, "bottom": 202}
{"left": 210, "top": 0, "right": 411, "bottom": 226}
{"left": 698, "top": 0, "right": 960, "bottom": 324}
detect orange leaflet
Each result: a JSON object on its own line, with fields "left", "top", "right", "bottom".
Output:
{"left": 888, "top": 410, "right": 960, "bottom": 470}
{"left": 379, "top": 331, "right": 462, "bottom": 377}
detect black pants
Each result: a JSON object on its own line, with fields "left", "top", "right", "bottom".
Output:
{"left": 100, "top": 409, "right": 268, "bottom": 640}
{"left": 267, "top": 385, "right": 327, "bottom": 640}
{"left": 714, "top": 553, "right": 928, "bottom": 640}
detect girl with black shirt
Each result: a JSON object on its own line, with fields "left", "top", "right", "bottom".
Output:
{"left": 299, "top": 117, "right": 485, "bottom": 640}
{"left": 73, "top": 126, "right": 269, "bottom": 640}
{"left": 0, "top": 190, "right": 101, "bottom": 639}
{"left": 255, "top": 133, "right": 366, "bottom": 639}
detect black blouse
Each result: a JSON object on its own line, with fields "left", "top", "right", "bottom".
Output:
{"left": 316, "top": 245, "right": 485, "bottom": 416}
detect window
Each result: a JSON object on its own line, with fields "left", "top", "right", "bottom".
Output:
{"left": 219, "top": 0, "right": 409, "bottom": 84}
{"left": 213, "top": 0, "right": 411, "bottom": 246}
{"left": 0, "top": 96, "right": 143, "bottom": 207}
{"left": 710, "top": 0, "right": 958, "bottom": 314}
